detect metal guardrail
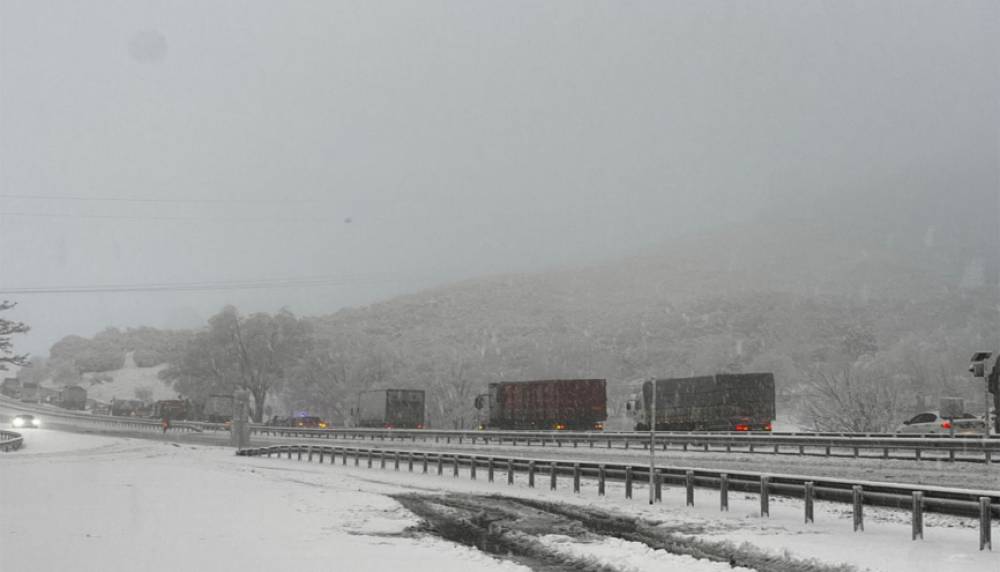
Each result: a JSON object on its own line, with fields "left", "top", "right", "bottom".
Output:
{"left": 0, "top": 429, "right": 23, "bottom": 452}
{"left": 245, "top": 426, "right": 1000, "bottom": 463}
{"left": 237, "top": 443, "right": 997, "bottom": 550}
{"left": 0, "top": 398, "right": 204, "bottom": 433}
{"left": 3, "top": 396, "right": 998, "bottom": 462}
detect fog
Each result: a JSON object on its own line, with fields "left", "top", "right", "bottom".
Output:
{"left": 1, "top": 1, "right": 997, "bottom": 355}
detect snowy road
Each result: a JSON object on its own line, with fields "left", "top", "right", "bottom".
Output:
{"left": 2, "top": 428, "right": 997, "bottom": 571}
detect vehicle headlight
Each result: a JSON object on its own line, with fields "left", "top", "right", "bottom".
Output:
{"left": 12, "top": 418, "right": 24, "bottom": 427}
{"left": 31, "top": 419, "right": 40, "bottom": 426}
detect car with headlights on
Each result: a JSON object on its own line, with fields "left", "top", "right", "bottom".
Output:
{"left": 11, "top": 414, "right": 40, "bottom": 429}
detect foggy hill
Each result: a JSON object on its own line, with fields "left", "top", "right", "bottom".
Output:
{"left": 317, "top": 213, "right": 993, "bottom": 335}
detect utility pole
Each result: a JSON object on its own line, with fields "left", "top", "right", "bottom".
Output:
{"left": 648, "top": 376, "right": 657, "bottom": 505}
{"left": 969, "top": 352, "right": 992, "bottom": 437}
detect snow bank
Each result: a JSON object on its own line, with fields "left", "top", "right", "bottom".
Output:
{"left": 0, "top": 431, "right": 526, "bottom": 572}
{"left": 537, "top": 534, "right": 755, "bottom": 571}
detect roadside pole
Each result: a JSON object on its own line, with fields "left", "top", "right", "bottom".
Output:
{"left": 985, "top": 377, "right": 991, "bottom": 438}
{"left": 649, "top": 377, "right": 656, "bottom": 505}
{"left": 231, "top": 389, "right": 250, "bottom": 448}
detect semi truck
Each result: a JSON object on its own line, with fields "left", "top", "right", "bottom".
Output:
{"left": 150, "top": 399, "right": 190, "bottom": 421}
{"left": 629, "top": 373, "right": 775, "bottom": 431}
{"left": 19, "top": 382, "right": 40, "bottom": 403}
{"left": 474, "top": 379, "right": 608, "bottom": 431}
{"left": 202, "top": 394, "right": 234, "bottom": 423}
{"left": 57, "top": 386, "right": 87, "bottom": 410}
{"left": 354, "top": 389, "right": 425, "bottom": 429}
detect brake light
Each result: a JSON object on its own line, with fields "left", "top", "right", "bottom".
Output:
{"left": 592, "top": 422, "right": 605, "bottom": 431}
{"left": 941, "top": 420, "right": 952, "bottom": 430}
{"left": 416, "top": 423, "right": 424, "bottom": 430}
{"left": 554, "top": 423, "right": 567, "bottom": 430}
{"left": 735, "top": 424, "right": 750, "bottom": 432}
{"left": 764, "top": 422, "right": 772, "bottom": 432}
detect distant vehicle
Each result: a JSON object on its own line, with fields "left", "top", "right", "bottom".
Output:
{"left": 1, "top": 377, "right": 21, "bottom": 399}
{"left": 897, "top": 411, "right": 986, "bottom": 435}
{"left": 150, "top": 399, "right": 190, "bottom": 421}
{"left": 290, "top": 416, "right": 328, "bottom": 429}
{"left": 11, "top": 414, "right": 40, "bottom": 429}
{"left": 202, "top": 394, "right": 234, "bottom": 423}
{"left": 57, "top": 386, "right": 87, "bottom": 410}
{"left": 354, "top": 389, "right": 425, "bottom": 429}
{"left": 628, "top": 373, "right": 775, "bottom": 431}
{"left": 474, "top": 379, "right": 607, "bottom": 431}
{"left": 19, "top": 382, "right": 40, "bottom": 403}
{"left": 111, "top": 399, "right": 149, "bottom": 417}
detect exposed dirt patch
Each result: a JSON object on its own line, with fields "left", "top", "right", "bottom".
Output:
{"left": 394, "top": 492, "right": 856, "bottom": 572}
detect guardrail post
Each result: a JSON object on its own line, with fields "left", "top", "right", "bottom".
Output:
{"left": 912, "top": 491, "right": 924, "bottom": 541}
{"left": 624, "top": 439, "right": 629, "bottom": 450}
{"left": 287, "top": 449, "right": 293, "bottom": 460}
{"left": 550, "top": 463, "right": 557, "bottom": 490}
{"left": 760, "top": 476, "right": 770, "bottom": 517}
{"left": 852, "top": 486, "right": 864, "bottom": 532}
{"left": 804, "top": 482, "right": 814, "bottom": 523}
{"left": 343, "top": 449, "right": 349, "bottom": 465}
{"left": 488, "top": 458, "right": 495, "bottom": 482}
{"left": 470, "top": 458, "right": 476, "bottom": 480}
{"left": 852, "top": 446, "right": 859, "bottom": 458}
{"left": 980, "top": 497, "right": 992, "bottom": 551}
{"left": 528, "top": 461, "right": 536, "bottom": 488}
{"left": 985, "top": 450, "right": 991, "bottom": 464}
{"left": 608, "top": 439, "right": 612, "bottom": 449}
{"left": 685, "top": 470, "right": 695, "bottom": 506}
{"left": 625, "top": 466, "right": 633, "bottom": 499}
{"left": 422, "top": 453, "right": 428, "bottom": 473}
{"left": 508, "top": 459, "right": 514, "bottom": 485}
{"left": 394, "top": 452, "right": 400, "bottom": 471}
{"left": 949, "top": 449, "right": 955, "bottom": 463}
{"left": 573, "top": 464, "right": 581, "bottom": 493}
{"left": 307, "top": 447, "right": 313, "bottom": 462}
{"left": 437, "top": 456, "right": 443, "bottom": 475}
{"left": 453, "top": 456, "right": 460, "bottom": 477}
{"left": 882, "top": 446, "right": 889, "bottom": 460}
{"left": 915, "top": 448, "right": 921, "bottom": 461}
{"left": 655, "top": 470, "right": 662, "bottom": 502}
{"left": 720, "top": 474, "right": 729, "bottom": 511}
{"left": 598, "top": 465, "right": 606, "bottom": 496}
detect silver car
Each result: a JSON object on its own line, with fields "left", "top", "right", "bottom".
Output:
{"left": 897, "top": 411, "right": 986, "bottom": 435}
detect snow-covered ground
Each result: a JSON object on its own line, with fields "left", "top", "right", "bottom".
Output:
{"left": 1, "top": 429, "right": 996, "bottom": 571}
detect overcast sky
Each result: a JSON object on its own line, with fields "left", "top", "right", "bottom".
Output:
{"left": 1, "top": 1, "right": 997, "bottom": 355}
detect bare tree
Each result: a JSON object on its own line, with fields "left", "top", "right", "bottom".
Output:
{"left": 801, "top": 360, "right": 907, "bottom": 433}
{"left": 0, "top": 301, "right": 29, "bottom": 370}
{"left": 161, "top": 306, "right": 311, "bottom": 422}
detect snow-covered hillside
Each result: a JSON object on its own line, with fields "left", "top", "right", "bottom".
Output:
{"left": 42, "top": 351, "right": 178, "bottom": 403}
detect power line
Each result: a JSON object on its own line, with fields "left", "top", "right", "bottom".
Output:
{"left": 0, "top": 273, "right": 406, "bottom": 295}
{"left": 0, "top": 193, "right": 320, "bottom": 204}
{"left": 0, "top": 211, "right": 339, "bottom": 223}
